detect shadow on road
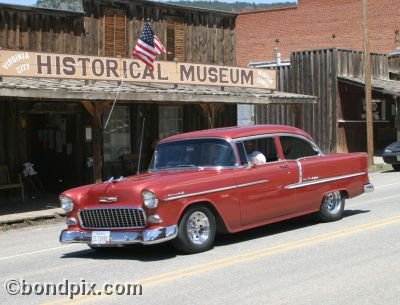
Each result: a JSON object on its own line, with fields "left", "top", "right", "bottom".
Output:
{"left": 214, "top": 209, "right": 370, "bottom": 247}
{"left": 61, "top": 242, "right": 177, "bottom": 261}
{"left": 60, "top": 209, "right": 370, "bottom": 260}
{"left": 342, "top": 209, "right": 370, "bottom": 217}
{"left": 380, "top": 169, "right": 399, "bottom": 174}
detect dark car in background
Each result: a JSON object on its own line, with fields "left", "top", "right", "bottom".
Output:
{"left": 382, "top": 140, "right": 400, "bottom": 171}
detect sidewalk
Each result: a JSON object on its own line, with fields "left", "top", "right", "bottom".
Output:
{"left": 0, "top": 194, "right": 65, "bottom": 225}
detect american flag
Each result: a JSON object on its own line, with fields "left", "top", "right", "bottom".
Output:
{"left": 133, "top": 22, "right": 166, "bottom": 69}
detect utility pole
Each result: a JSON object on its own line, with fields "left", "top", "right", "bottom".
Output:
{"left": 362, "top": 0, "right": 374, "bottom": 165}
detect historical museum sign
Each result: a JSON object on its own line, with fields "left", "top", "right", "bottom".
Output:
{"left": 0, "top": 50, "right": 276, "bottom": 89}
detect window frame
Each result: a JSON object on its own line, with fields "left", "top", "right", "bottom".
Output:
{"left": 102, "top": 105, "right": 131, "bottom": 162}
{"left": 158, "top": 105, "right": 183, "bottom": 140}
{"left": 235, "top": 135, "right": 281, "bottom": 167}
{"left": 149, "top": 137, "right": 240, "bottom": 171}
{"left": 166, "top": 18, "right": 185, "bottom": 62}
{"left": 103, "top": 8, "right": 127, "bottom": 57}
{"left": 278, "top": 134, "right": 324, "bottom": 161}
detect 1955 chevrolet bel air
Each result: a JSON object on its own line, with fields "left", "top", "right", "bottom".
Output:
{"left": 59, "top": 125, "right": 374, "bottom": 253}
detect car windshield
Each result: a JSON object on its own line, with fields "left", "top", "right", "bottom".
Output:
{"left": 149, "top": 138, "right": 237, "bottom": 170}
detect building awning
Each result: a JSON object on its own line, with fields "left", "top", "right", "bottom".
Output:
{"left": 0, "top": 77, "right": 317, "bottom": 105}
{"left": 338, "top": 76, "right": 400, "bottom": 97}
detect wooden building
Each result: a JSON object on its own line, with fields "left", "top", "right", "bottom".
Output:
{"left": 0, "top": 0, "right": 315, "bottom": 197}
{"left": 253, "top": 48, "right": 400, "bottom": 154}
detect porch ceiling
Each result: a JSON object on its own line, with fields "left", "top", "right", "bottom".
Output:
{"left": 0, "top": 77, "right": 317, "bottom": 105}
{"left": 338, "top": 76, "right": 400, "bottom": 97}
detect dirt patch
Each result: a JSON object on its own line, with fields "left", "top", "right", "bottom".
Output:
{"left": 0, "top": 214, "right": 65, "bottom": 232}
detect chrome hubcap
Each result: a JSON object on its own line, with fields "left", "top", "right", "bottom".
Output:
{"left": 186, "top": 211, "right": 210, "bottom": 245}
{"left": 323, "top": 191, "right": 342, "bottom": 214}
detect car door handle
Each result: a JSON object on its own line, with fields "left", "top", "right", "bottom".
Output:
{"left": 279, "top": 164, "right": 289, "bottom": 169}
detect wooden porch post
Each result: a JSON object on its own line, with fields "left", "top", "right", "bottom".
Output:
{"left": 199, "top": 104, "right": 223, "bottom": 128}
{"left": 82, "top": 101, "right": 109, "bottom": 183}
{"left": 92, "top": 102, "right": 103, "bottom": 183}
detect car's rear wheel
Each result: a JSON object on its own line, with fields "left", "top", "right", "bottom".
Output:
{"left": 392, "top": 164, "right": 400, "bottom": 171}
{"left": 172, "top": 205, "right": 216, "bottom": 254}
{"left": 318, "top": 191, "right": 345, "bottom": 222}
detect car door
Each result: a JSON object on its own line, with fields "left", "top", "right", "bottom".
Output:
{"left": 234, "top": 136, "right": 300, "bottom": 226}
{"left": 279, "top": 135, "right": 324, "bottom": 212}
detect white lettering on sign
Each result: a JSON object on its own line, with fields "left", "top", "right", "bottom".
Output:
{"left": 2, "top": 52, "right": 30, "bottom": 70}
{"left": 16, "top": 63, "right": 30, "bottom": 74}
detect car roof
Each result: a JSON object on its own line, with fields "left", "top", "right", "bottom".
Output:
{"left": 160, "top": 125, "right": 313, "bottom": 143}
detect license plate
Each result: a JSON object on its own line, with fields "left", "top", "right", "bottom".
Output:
{"left": 91, "top": 231, "right": 110, "bottom": 245}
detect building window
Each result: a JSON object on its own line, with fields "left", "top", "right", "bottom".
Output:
{"left": 237, "top": 104, "right": 255, "bottom": 126}
{"left": 166, "top": 19, "right": 185, "bottom": 61}
{"left": 159, "top": 106, "right": 182, "bottom": 139}
{"left": 104, "top": 8, "right": 126, "bottom": 57}
{"left": 103, "top": 106, "right": 131, "bottom": 161}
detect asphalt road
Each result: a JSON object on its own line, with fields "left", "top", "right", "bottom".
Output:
{"left": 1, "top": 170, "right": 400, "bottom": 305}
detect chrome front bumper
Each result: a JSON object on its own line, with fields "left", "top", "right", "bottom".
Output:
{"left": 59, "top": 225, "right": 178, "bottom": 246}
{"left": 364, "top": 183, "right": 374, "bottom": 193}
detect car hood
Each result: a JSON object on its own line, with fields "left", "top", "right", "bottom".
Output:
{"left": 385, "top": 141, "right": 400, "bottom": 152}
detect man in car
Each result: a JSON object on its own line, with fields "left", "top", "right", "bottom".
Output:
{"left": 244, "top": 140, "right": 266, "bottom": 165}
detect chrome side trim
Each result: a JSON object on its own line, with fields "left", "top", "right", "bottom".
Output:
{"left": 285, "top": 172, "right": 366, "bottom": 190}
{"left": 59, "top": 225, "right": 178, "bottom": 246}
{"left": 237, "top": 180, "right": 269, "bottom": 188}
{"left": 164, "top": 180, "right": 269, "bottom": 201}
{"left": 296, "top": 160, "right": 303, "bottom": 184}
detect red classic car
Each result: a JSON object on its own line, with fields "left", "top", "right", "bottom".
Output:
{"left": 60, "top": 125, "right": 374, "bottom": 253}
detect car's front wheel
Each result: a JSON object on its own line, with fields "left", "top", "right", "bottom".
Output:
{"left": 172, "top": 205, "right": 216, "bottom": 254}
{"left": 392, "top": 164, "right": 400, "bottom": 171}
{"left": 318, "top": 191, "right": 345, "bottom": 222}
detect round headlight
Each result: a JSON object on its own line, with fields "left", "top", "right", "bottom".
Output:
{"left": 142, "top": 190, "right": 159, "bottom": 209}
{"left": 59, "top": 195, "right": 74, "bottom": 212}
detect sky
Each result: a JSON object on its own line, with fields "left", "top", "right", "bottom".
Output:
{"left": 1, "top": 0, "right": 297, "bottom": 6}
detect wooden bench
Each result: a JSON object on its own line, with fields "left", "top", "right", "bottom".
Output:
{"left": 0, "top": 165, "right": 25, "bottom": 203}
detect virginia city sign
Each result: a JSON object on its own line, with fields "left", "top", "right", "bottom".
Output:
{"left": 0, "top": 50, "right": 276, "bottom": 89}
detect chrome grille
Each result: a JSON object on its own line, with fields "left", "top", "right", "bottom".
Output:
{"left": 79, "top": 208, "right": 146, "bottom": 229}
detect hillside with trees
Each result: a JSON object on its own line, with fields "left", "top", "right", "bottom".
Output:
{"left": 164, "top": 1, "right": 296, "bottom": 12}
{"left": 35, "top": 0, "right": 296, "bottom": 13}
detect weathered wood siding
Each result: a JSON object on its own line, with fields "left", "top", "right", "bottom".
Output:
{"left": 0, "top": 8, "right": 84, "bottom": 54}
{"left": 388, "top": 53, "right": 400, "bottom": 80}
{"left": 337, "top": 49, "right": 389, "bottom": 80}
{"left": 256, "top": 50, "right": 338, "bottom": 153}
{"left": 0, "top": 1, "right": 236, "bottom": 65}
{"left": 257, "top": 49, "right": 392, "bottom": 153}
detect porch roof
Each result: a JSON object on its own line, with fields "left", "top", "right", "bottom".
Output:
{"left": 0, "top": 77, "right": 317, "bottom": 105}
{"left": 338, "top": 76, "right": 400, "bottom": 97}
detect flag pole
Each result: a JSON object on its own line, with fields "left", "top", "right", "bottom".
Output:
{"left": 103, "top": 62, "right": 129, "bottom": 130}
{"left": 137, "top": 115, "right": 146, "bottom": 175}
